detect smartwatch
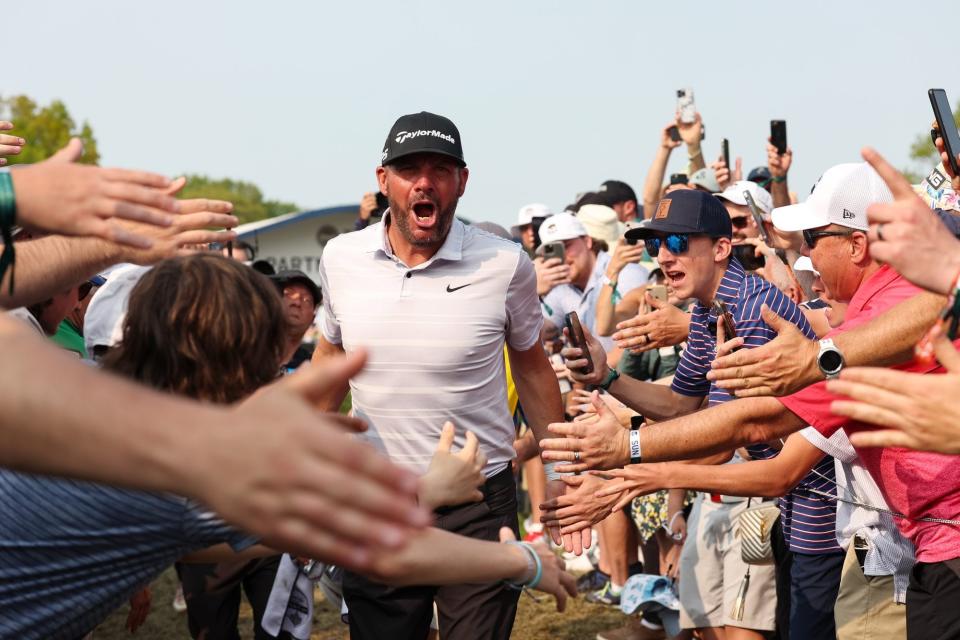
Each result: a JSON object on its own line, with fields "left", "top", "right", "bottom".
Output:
{"left": 817, "top": 338, "right": 845, "bottom": 379}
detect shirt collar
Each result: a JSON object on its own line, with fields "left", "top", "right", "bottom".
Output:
{"left": 364, "top": 210, "right": 465, "bottom": 264}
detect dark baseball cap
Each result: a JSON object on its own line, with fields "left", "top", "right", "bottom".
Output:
{"left": 624, "top": 190, "right": 732, "bottom": 241}
{"left": 596, "top": 180, "right": 638, "bottom": 206}
{"left": 747, "top": 166, "right": 772, "bottom": 184}
{"left": 270, "top": 270, "right": 321, "bottom": 307}
{"left": 381, "top": 111, "right": 465, "bottom": 167}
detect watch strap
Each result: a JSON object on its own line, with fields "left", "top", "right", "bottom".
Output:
{"left": 599, "top": 367, "right": 620, "bottom": 391}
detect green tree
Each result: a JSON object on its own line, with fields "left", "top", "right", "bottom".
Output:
{"left": 178, "top": 175, "right": 299, "bottom": 224}
{"left": 0, "top": 94, "right": 100, "bottom": 165}
{"left": 906, "top": 99, "right": 960, "bottom": 183}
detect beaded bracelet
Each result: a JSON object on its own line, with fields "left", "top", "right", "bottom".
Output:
{"left": 0, "top": 172, "right": 17, "bottom": 295}
{"left": 503, "top": 541, "right": 543, "bottom": 590}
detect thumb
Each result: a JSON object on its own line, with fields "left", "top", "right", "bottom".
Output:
{"left": 283, "top": 348, "right": 366, "bottom": 407}
{"left": 48, "top": 138, "right": 84, "bottom": 164}
{"left": 645, "top": 290, "right": 667, "bottom": 310}
{"left": 165, "top": 176, "right": 187, "bottom": 196}
{"left": 436, "top": 421, "right": 455, "bottom": 453}
{"left": 590, "top": 390, "right": 609, "bottom": 416}
{"left": 498, "top": 526, "right": 517, "bottom": 543}
{"left": 934, "top": 334, "right": 960, "bottom": 372}
{"left": 760, "top": 304, "right": 792, "bottom": 334}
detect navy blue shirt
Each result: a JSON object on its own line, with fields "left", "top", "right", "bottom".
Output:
{"left": 669, "top": 258, "right": 840, "bottom": 553}
{"left": 0, "top": 472, "right": 255, "bottom": 639}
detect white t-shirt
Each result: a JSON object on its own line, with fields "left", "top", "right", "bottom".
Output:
{"left": 320, "top": 216, "right": 543, "bottom": 476}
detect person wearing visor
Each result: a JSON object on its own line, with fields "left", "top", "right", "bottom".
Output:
{"left": 553, "top": 189, "right": 815, "bottom": 639}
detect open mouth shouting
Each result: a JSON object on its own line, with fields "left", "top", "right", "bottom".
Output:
{"left": 411, "top": 199, "right": 439, "bottom": 231}
{"left": 665, "top": 268, "right": 686, "bottom": 290}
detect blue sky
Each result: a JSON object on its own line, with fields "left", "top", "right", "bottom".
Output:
{"left": 5, "top": 1, "right": 953, "bottom": 228}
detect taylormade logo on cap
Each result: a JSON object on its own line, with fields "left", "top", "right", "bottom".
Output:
{"left": 394, "top": 130, "right": 456, "bottom": 146}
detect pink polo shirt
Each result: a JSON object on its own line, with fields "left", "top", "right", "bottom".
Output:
{"left": 780, "top": 265, "right": 960, "bottom": 563}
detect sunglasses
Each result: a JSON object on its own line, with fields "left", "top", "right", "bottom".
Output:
{"left": 730, "top": 216, "right": 749, "bottom": 230}
{"left": 644, "top": 233, "right": 695, "bottom": 256}
{"left": 802, "top": 229, "right": 854, "bottom": 249}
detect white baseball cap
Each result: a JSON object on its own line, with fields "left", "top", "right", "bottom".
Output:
{"left": 772, "top": 163, "right": 892, "bottom": 233}
{"left": 510, "top": 202, "right": 552, "bottom": 236}
{"left": 576, "top": 204, "right": 624, "bottom": 249}
{"left": 84, "top": 264, "right": 151, "bottom": 355}
{"left": 792, "top": 256, "right": 819, "bottom": 276}
{"left": 717, "top": 180, "right": 774, "bottom": 218}
{"left": 689, "top": 168, "right": 721, "bottom": 194}
{"left": 538, "top": 211, "right": 588, "bottom": 244}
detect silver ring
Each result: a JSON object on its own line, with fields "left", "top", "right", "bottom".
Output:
{"left": 876, "top": 223, "right": 885, "bottom": 241}
{"left": 573, "top": 451, "right": 581, "bottom": 463}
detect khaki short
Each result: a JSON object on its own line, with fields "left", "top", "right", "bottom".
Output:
{"left": 678, "top": 495, "right": 777, "bottom": 631}
{"left": 835, "top": 543, "right": 907, "bottom": 640}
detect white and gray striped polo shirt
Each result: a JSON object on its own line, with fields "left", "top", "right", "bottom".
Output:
{"left": 319, "top": 215, "right": 543, "bottom": 477}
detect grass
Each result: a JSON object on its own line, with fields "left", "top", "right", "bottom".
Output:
{"left": 93, "top": 565, "right": 627, "bottom": 640}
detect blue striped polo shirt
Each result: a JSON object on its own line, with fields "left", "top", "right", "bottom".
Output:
{"left": 0, "top": 471, "right": 256, "bottom": 639}
{"left": 670, "top": 259, "right": 840, "bottom": 553}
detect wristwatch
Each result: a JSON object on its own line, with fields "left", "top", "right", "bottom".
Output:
{"left": 599, "top": 367, "right": 620, "bottom": 391}
{"left": 601, "top": 274, "right": 618, "bottom": 289}
{"left": 629, "top": 415, "right": 643, "bottom": 464}
{"left": 817, "top": 338, "right": 845, "bottom": 379}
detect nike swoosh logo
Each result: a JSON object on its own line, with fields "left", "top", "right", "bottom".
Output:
{"left": 446, "top": 283, "right": 472, "bottom": 293}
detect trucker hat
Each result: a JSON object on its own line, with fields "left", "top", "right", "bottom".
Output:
{"left": 624, "top": 190, "right": 732, "bottom": 241}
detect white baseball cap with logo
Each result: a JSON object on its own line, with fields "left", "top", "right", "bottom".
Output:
{"left": 538, "top": 211, "right": 588, "bottom": 244}
{"left": 511, "top": 202, "right": 552, "bottom": 237}
{"left": 772, "top": 162, "right": 893, "bottom": 233}
{"left": 716, "top": 180, "right": 774, "bottom": 218}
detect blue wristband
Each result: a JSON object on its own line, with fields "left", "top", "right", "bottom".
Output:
{"left": 504, "top": 541, "right": 543, "bottom": 589}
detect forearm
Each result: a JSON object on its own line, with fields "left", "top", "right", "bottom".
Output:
{"left": 179, "top": 543, "right": 277, "bottom": 563}
{"left": 0, "top": 315, "right": 212, "bottom": 494}
{"left": 658, "top": 458, "right": 794, "bottom": 498}
{"left": 512, "top": 354, "right": 565, "bottom": 445}
{"left": 606, "top": 373, "right": 698, "bottom": 421}
{"left": 309, "top": 336, "right": 350, "bottom": 411}
{"left": 835, "top": 291, "right": 945, "bottom": 367}
{"left": 770, "top": 179, "right": 790, "bottom": 209}
{"left": 366, "top": 527, "right": 527, "bottom": 586}
{"left": 686, "top": 146, "right": 705, "bottom": 173}
{"left": 642, "top": 147, "right": 672, "bottom": 217}
{"left": 0, "top": 236, "right": 120, "bottom": 309}
{"left": 595, "top": 284, "right": 618, "bottom": 336}
{"left": 639, "top": 397, "right": 804, "bottom": 462}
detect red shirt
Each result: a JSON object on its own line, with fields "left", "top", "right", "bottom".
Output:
{"left": 779, "top": 265, "right": 960, "bottom": 563}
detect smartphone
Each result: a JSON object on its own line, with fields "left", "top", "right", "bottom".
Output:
{"left": 742, "top": 190, "right": 771, "bottom": 245}
{"left": 770, "top": 120, "right": 787, "bottom": 155}
{"left": 564, "top": 311, "right": 595, "bottom": 375}
{"left": 721, "top": 138, "right": 730, "bottom": 170}
{"left": 711, "top": 300, "right": 740, "bottom": 350}
{"left": 677, "top": 88, "right": 696, "bottom": 124}
{"left": 670, "top": 173, "right": 689, "bottom": 185}
{"left": 649, "top": 284, "right": 668, "bottom": 304}
{"left": 531, "top": 215, "right": 547, "bottom": 249}
{"left": 667, "top": 125, "right": 681, "bottom": 142}
{"left": 540, "top": 241, "right": 565, "bottom": 263}
{"left": 929, "top": 89, "right": 960, "bottom": 176}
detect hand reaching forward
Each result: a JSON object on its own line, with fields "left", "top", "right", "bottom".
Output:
{"left": 0, "top": 121, "right": 25, "bottom": 164}
{"left": 612, "top": 291, "right": 690, "bottom": 353}
{"left": 540, "top": 473, "right": 627, "bottom": 534}
{"left": 419, "top": 422, "right": 487, "bottom": 509}
{"left": 540, "top": 391, "right": 632, "bottom": 473}
{"left": 499, "top": 527, "right": 578, "bottom": 612}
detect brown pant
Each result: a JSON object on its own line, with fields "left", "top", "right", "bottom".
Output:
{"left": 343, "top": 467, "right": 520, "bottom": 640}
{"left": 834, "top": 543, "right": 906, "bottom": 640}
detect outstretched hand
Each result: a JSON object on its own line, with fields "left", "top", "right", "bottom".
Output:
{"left": 706, "top": 304, "right": 819, "bottom": 396}
{"left": 0, "top": 121, "right": 25, "bottom": 163}
{"left": 861, "top": 146, "right": 960, "bottom": 295}
{"left": 499, "top": 527, "right": 577, "bottom": 612}
{"left": 419, "top": 422, "right": 487, "bottom": 509}
{"left": 540, "top": 391, "right": 631, "bottom": 473}
{"left": 828, "top": 334, "right": 960, "bottom": 454}
{"left": 613, "top": 291, "right": 690, "bottom": 353}
{"left": 193, "top": 349, "right": 432, "bottom": 571}
{"left": 540, "top": 473, "right": 626, "bottom": 534}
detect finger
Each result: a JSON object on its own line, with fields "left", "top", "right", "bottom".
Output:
{"left": 100, "top": 180, "right": 180, "bottom": 215}
{"left": 101, "top": 167, "right": 174, "bottom": 189}
{"left": 262, "top": 520, "right": 375, "bottom": 573}
{"left": 285, "top": 348, "right": 367, "bottom": 409}
{"left": 564, "top": 531, "right": 583, "bottom": 556}
{"left": 100, "top": 200, "right": 175, "bottom": 229}
{"left": 555, "top": 462, "right": 588, "bottom": 474}
{"left": 732, "top": 385, "right": 776, "bottom": 398}
{"left": 539, "top": 439, "right": 580, "bottom": 457}
{"left": 48, "top": 138, "right": 84, "bottom": 163}
{"left": 848, "top": 429, "right": 915, "bottom": 449}
{"left": 580, "top": 527, "right": 592, "bottom": 550}
{"left": 546, "top": 523, "right": 562, "bottom": 546}
{"left": 475, "top": 450, "right": 488, "bottom": 470}
{"left": 934, "top": 334, "right": 960, "bottom": 372}
{"left": 831, "top": 366, "right": 925, "bottom": 395}
{"left": 709, "top": 347, "right": 763, "bottom": 374}
{"left": 612, "top": 493, "right": 634, "bottom": 512}
{"left": 498, "top": 525, "right": 516, "bottom": 543}
{"left": 560, "top": 570, "right": 578, "bottom": 597}
{"left": 545, "top": 421, "right": 587, "bottom": 437}
{"left": 286, "top": 490, "right": 410, "bottom": 549}
{"left": 172, "top": 211, "right": 240, "bottom": 232}
{"left": 165, "top": 176, "right": 188, "bottom": 196}
{"left": 829, "top": 399, "right": 903, "bottom": 430}
{"left": 759, "top": 304, "right": 793, "bottom": 334}
{"left": 175, "top": 198, "right": 234, "bottom": 215}
{"left": 436, "top": 421, "right": 455, "bottom": 453}
{"left": 861, "top": 146, "right": 916, "bottom": 200}
{"left": 559, "top": 520, "right": 591, "bottom": 534}
{"left": 645, "top": 290, "right": 667, "bottom": 309}
{"left": 90, "top": 221, "right": 155, "bottom": 249}
{"left": 825, "top": 377, "right": 910, "bottom": 412}
{"left": 561, "top": 474, "right": 584, "bottom": 488}
{"left": 0, "top": 144, "right": 23, "bottom": 156}
{"left": 172, "top": 229, "right": 238, "bottom": 249}
{"left": 0, "top": 121, "right": 12, "bottom": 131}
{"left": 326, "top": 413, "right": 368, "bottom": 433}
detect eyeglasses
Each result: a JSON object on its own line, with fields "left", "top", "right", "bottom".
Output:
{"left": 644, "top": 233, "right": 694, "bottom": 256}
{"left": 802, "top": 229, "right": 854, "bottom": 249}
